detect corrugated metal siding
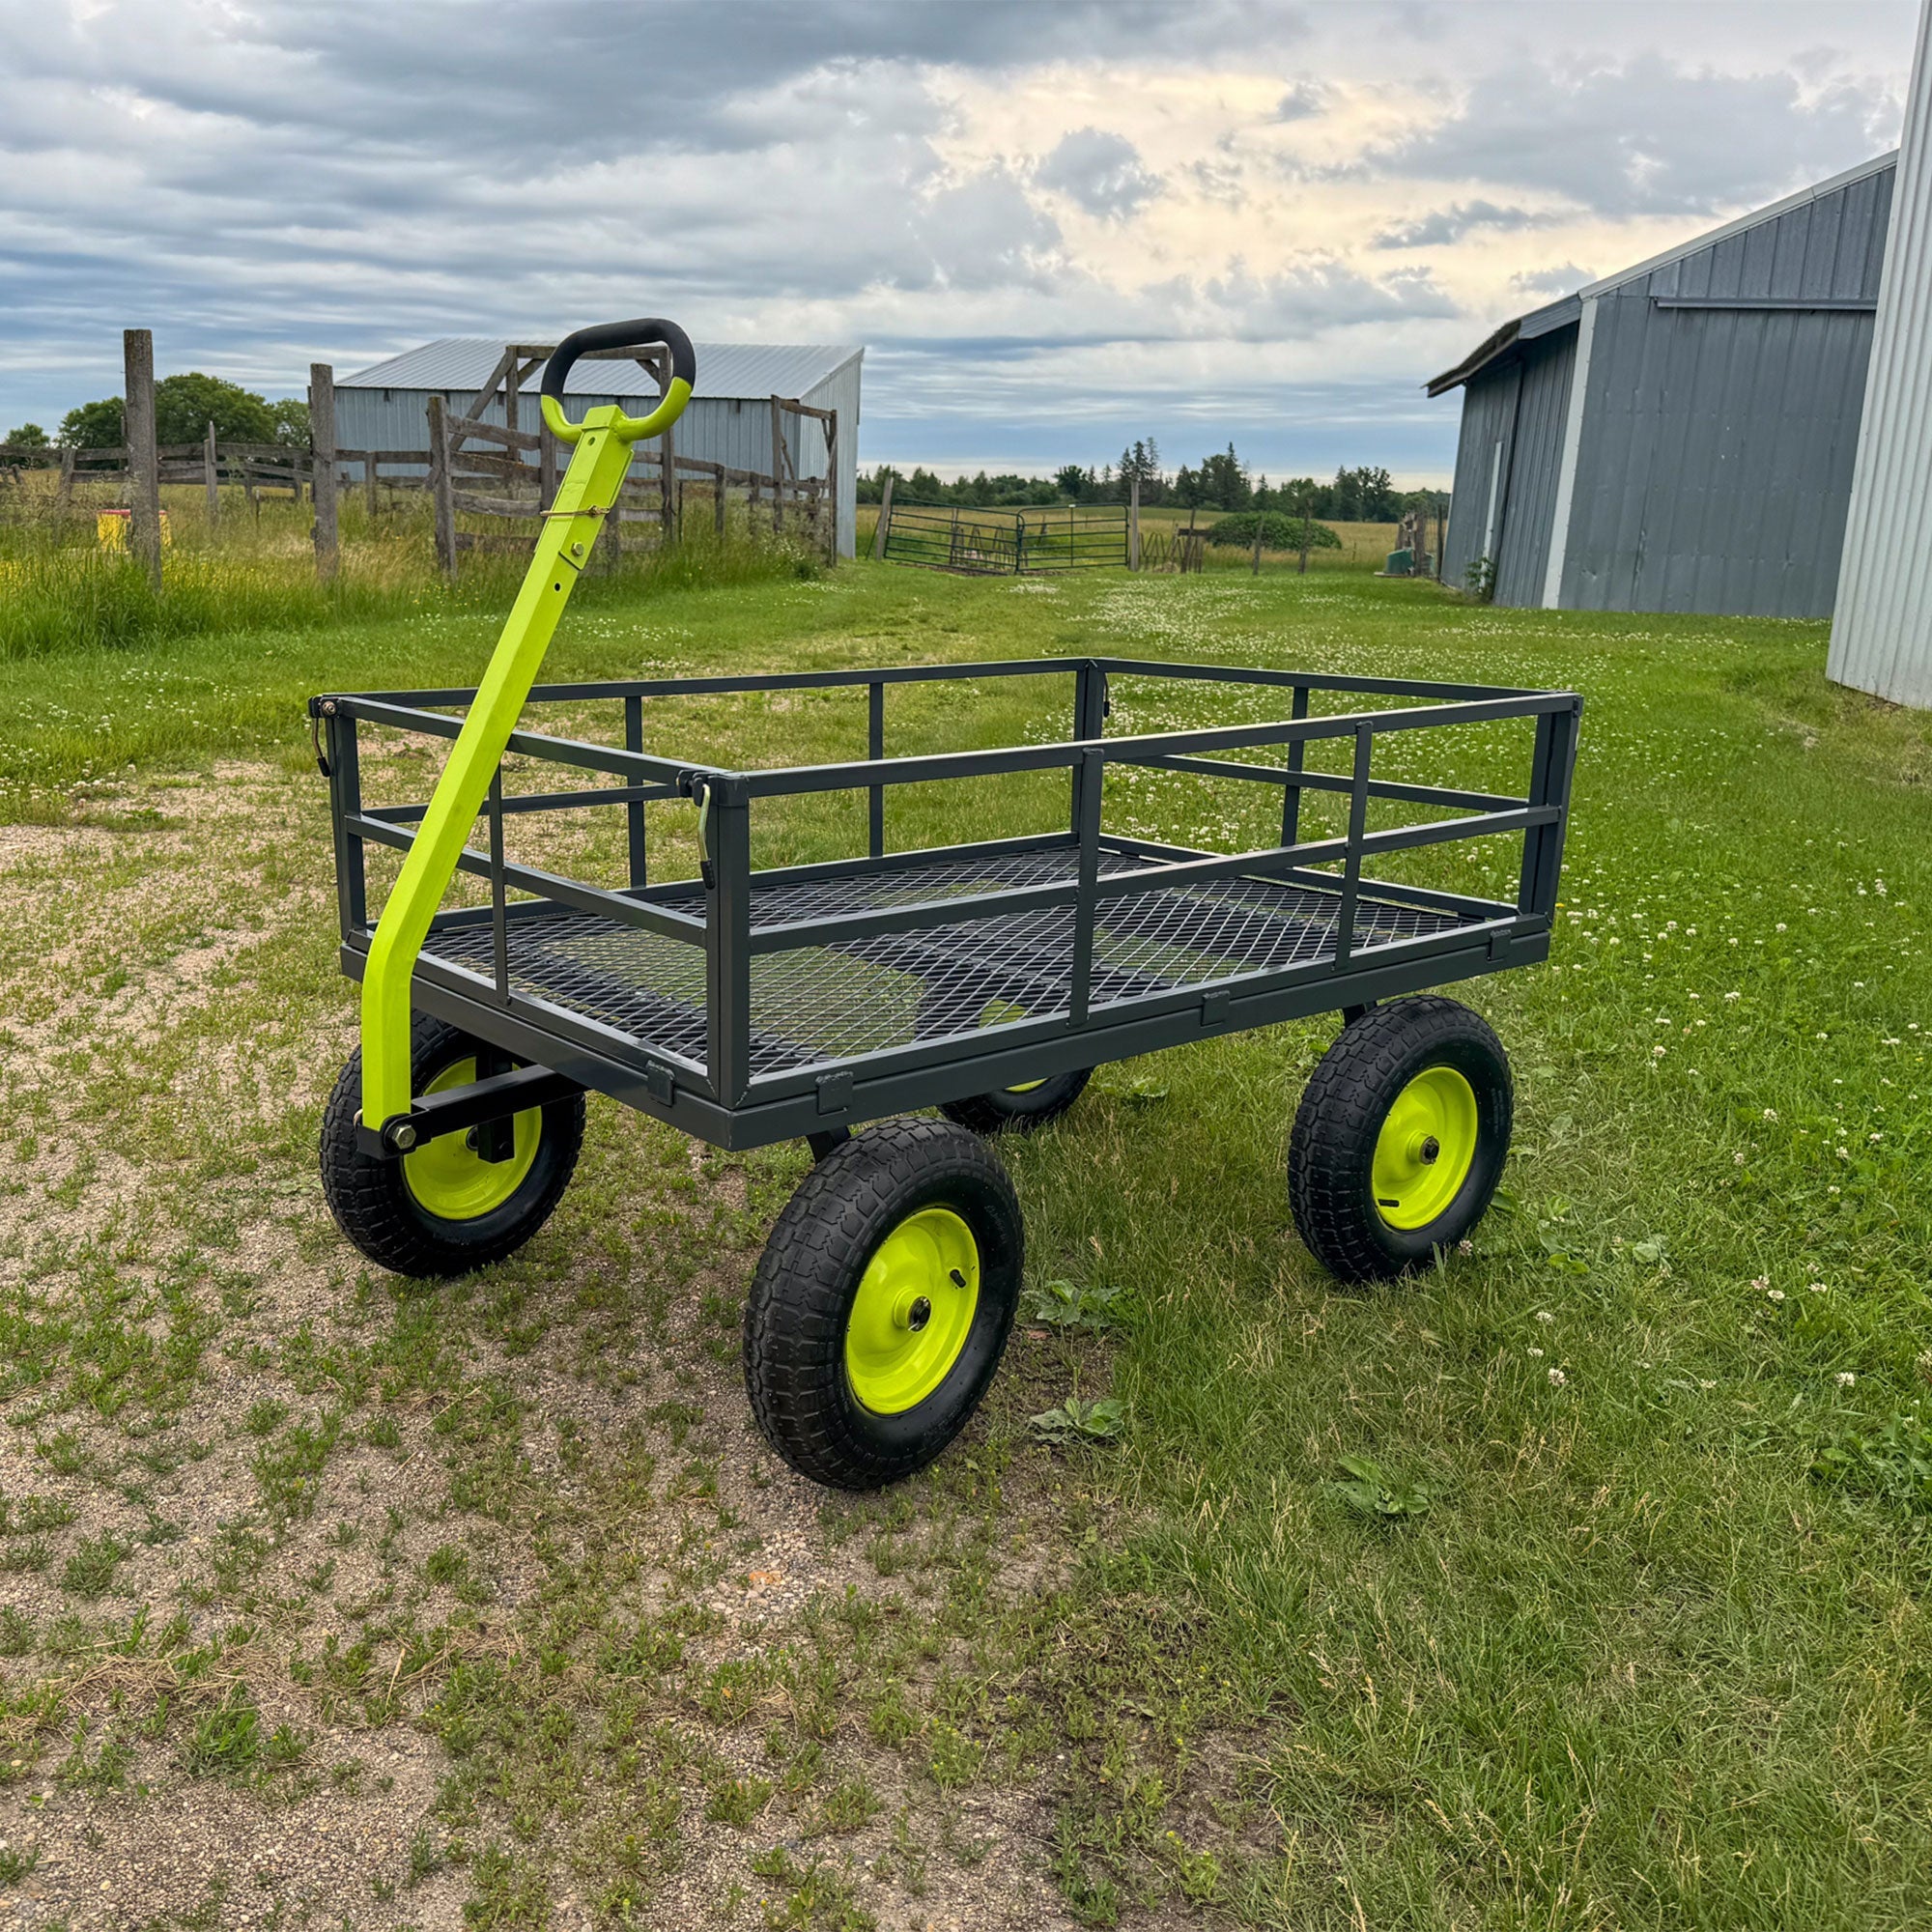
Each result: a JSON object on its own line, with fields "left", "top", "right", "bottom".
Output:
{"left": 341, "top": 337, "right": 860, "bottom": 403}
{"left": 1491, "top": 328, "right": 1577, "bottom": 607}
{"left": 1558, "top": 162, "right": 1892, "bottom": 618}
{"left": 1441, "top": 367, "right": 1518, "bottom": 590}
{"left": 1832, "top": 10, "right": 1932, "bottom": 703}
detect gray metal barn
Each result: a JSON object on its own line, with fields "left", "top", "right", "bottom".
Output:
{"left": 334, "top": 339, "right": 864, "bottom": 557}
{"left": 1430, "top": 154, "right": 1896, "bottom": 618}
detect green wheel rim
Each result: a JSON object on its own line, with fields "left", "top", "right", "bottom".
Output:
{"left": 1372, "top": 1065, "right": 1479, "bottom": 1231}
{"left": 403, "top": 1059, "right": 541, "bottom": 1221}
{"left": 978, "top": 998, "right": 1046, "bottom": 1094}
{"left": 844, "top": 1208, "right": 980, "bottom": 1414}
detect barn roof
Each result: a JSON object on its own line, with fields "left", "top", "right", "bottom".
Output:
{"left": 1425, "top": 149, "right": 1898, "bottom": 396}
{"left": 340, "top": 337, "right": 862, "bottom": 400}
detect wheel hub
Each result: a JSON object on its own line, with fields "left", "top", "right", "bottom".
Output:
{"left": 404, "top": 1059, "right": 541, "bottom": 1221}
{"left": 844, "top": 1208, "right": 980, "bottom": 1414}
{"left": 1371, "top": 1066, "right": 1479, "bottom": 1231}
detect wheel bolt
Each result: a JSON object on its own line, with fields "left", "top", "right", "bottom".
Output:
{"left": 906, "top": 1296, "right": 932, "bottom": 1332}
{"left": 1419, "top": 1136, "right": 1440, "bottom": 1165}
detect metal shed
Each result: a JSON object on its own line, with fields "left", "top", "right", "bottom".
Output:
{"left": 1832, "top": 4, "right": 1932, "bottom": 706}
{"left": 335, "top": 338, "right": 865, "bottom": 557}
{"left": 1430, "top": 154, "right": 1896, "bottom": 618}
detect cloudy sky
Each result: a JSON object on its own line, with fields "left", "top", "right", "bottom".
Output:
{"left": 0, "top": 1, "right": 1920, "bottom": 483}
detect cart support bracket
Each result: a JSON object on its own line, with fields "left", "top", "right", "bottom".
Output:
{"left": 359, "top": 1063, "right": 585, "bottom": 1160}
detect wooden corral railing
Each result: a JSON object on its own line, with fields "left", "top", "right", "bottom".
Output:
{"left": 2, "top": 329, "right": 841, "bottom": 587}
{"left": 423, "top": 385, "right": 836, "bottom": 579}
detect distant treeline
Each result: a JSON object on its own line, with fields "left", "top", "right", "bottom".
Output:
{"left": 859, "top": 441, "right": 1447, "bottom": 521}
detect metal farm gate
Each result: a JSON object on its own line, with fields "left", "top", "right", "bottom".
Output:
{"left": 879, "top": 498, "right": 1127, "bottom": 575}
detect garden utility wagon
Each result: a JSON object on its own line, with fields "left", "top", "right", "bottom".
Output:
{"left": 312, "top": 319, "right": 1581, "bottom": 1491}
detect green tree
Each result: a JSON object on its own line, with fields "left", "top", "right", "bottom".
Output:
{"left": 1205, "top": 510, "right": 1340, "bottom": 551}
{"left": 153, "top": 373, "right": 276, "bottom": 447}
{"left": 1, "top": 423, "right": 49, "bottom": 464}
{"left": 1114, "top": 438, "right": 1164, "bottom": 504}
{"left": 1195, "top": 443, "right": 1250, "bottom": 511}
{"left": 61, "top": 398, "right": 124, "bottom": 448}
{"left": 270, "top": 398, "right": 310, "bottom": 447}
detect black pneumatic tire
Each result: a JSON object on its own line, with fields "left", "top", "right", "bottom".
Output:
{"left": 1288, "top": 996, "right": 1512, "bottom": 1285}
{"left": 744, "top": 1119, "right": 1024, "bottom": 1490}
{"left": 938, "top": 1065, "right": 1093, "bottom": 1136}
{"left": 320, "top": 1014, "right": 585, "bottom": 1279}
{"left": 916, "top": 977, "right": 1092, "bottom": 1136}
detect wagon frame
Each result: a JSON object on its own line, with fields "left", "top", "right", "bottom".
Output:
{"left": 313, "top": 655, "right": 1579, "bottom": 1158}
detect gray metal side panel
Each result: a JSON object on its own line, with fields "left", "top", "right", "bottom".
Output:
{"left": 1492, "top": 330, "right": 1577, "bottom": 607}
{"left": 1831, "top": 11, "right": 1932, "bottom": 705}
{"left": 1560, "top": 167, "right": 1891, "bottom": 617}
{"left": 1440, "top": 368, "right": 1518, "bottom": 590}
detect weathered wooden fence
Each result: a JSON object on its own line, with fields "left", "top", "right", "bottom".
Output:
{"left": 1, "top": 331, "right": 840, "bottom": 587}
{"left": 418, "top": 347, "right": 838, "bottom": 580}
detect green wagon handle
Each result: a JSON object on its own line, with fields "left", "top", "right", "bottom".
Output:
{"left": 357, "top": 320, "right": 696, "bottom": 1136}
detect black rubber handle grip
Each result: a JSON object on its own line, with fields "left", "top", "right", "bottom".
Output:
{"left": 539, "top": 319, "right": 696, "bottom": 412}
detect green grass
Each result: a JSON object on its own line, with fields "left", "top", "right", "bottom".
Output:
{"left": 6, "top": 555, "right": 1932, "bottom": 1925}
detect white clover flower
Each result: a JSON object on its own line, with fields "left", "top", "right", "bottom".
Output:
{"left": 1536, "top": 1310, "right": 1555, "bottom": 1323}
{"left": 1837, "top": 1146, "right": 1851, "bottom": 1160}
{"left": 1734, "top": 1152, "right": 1746, "bottom": 1166}
{"left": 1808, "top": 1282, "right": 1828, "bottom": 1293}
{"left": 1767, "top": 1289, "right": 1786, "bottom": 1302}
{"left": 1457, "top": 1238, "right": 1473, "bottom": 1256}
{"left": 1699, "top": 1378, "right": 1716, "bottom": 1391}
{"left": 1750, "top": 1275, "right": 1770, "bottom": 1292}
{"left": 1835, "top": 1372, "right": 1856, "bottom": 1387}
{"left": 1725, "top": 990, "right": 1741, "bottom": 1001}
{"left": 1776, "top": 922, "right": 1787, "bottom": 932}
{"left": 1528, "top": 1347, "right": 1546, "bottom": 1358}
{"left": 1763, "top": 1108, "right": 1777, "bottom": 1121}
{"left": 1652, "top": 1045, "right": 1666, "bottom": 1059}
{"left": 1870, "top": 1132, "right": 1883, "bottom": 1144}
{"left": 1548, "top": 1368, "right": 1567, "bottom": 1387}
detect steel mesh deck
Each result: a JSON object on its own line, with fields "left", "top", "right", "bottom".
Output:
{"left": 418, "top": 846, "right": 1477, "bottom": 1077}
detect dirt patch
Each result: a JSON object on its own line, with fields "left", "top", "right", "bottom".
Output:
{"left": 0, "top": 765, "right": 1125, "bottom": 1930}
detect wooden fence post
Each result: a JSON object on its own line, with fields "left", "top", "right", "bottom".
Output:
{"left": 124, "top": 328, "right": 161, "bottom": 589}
{"left": 871, "top": 472, "right": 894, "bottom": 560}
{"left": 310, "top": 362, "right": 338, "bottom": 581}
{"left": 713, "top": 463, "right": 725, "bottom": 539}
{"left": 57, "top": 446, "right": 74, "bottom": 520}
{"left": 203, "top": 420, "right": 219, "bottom": 528}
{"left": 770, "top": 396, "right": 784, "bottom": 533}
{"left": 661, "top": 423, "right": 677, "bottom": 544}
{"left": 539, "top": 419, "right": 558, "bottom": 511}
{"left": 1129, "top": 474, "right": 1141, "bottom": 572}
{"left": 426, "top": 395, "right": 456, "bottom": 579}
{"left": 364, "top": 450, "right": 378, "bottom": 520}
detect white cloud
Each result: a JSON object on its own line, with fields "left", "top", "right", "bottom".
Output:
{"left": 0, "top": 0, "right": 1917, "bottom": 485}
